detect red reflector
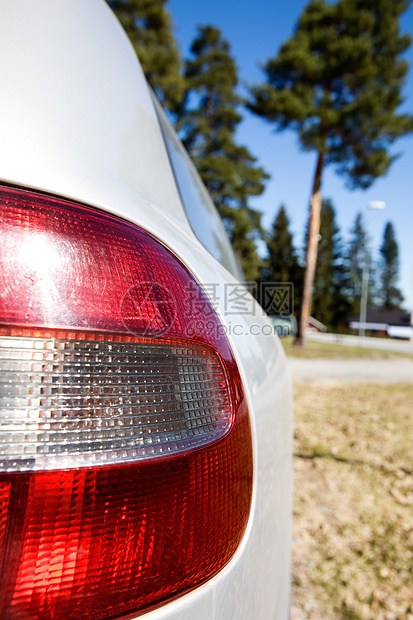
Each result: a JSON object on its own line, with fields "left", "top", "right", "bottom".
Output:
{"left": 0, "top": 186, "right": 253, "bottom": 619}
{"left": 0, "top": 410, "right": 251, "bottom": 619}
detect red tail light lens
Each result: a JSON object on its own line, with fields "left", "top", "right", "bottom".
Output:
{"left": 0, "top": 187, "right": 252, "bottom": 619}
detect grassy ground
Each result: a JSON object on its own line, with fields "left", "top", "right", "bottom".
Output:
{"left": 291, "top": 383, "right": 413, "bottom": 620}
{"left": 281, "top": 337, "right": 413, "bottom": 360}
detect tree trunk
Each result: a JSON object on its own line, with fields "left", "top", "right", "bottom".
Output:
{"left": 295, "top": 151, "right": 325, "bottom": 346}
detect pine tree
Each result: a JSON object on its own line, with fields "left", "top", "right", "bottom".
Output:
{"left": 379, "top": 222, "right": 404, "bottom": 310}
{"left": 106, "top": 0, "right": 184, "bottom": 110}
{"left": 312, "top": 199, "right": 349, "bottom": 328}
{"left": 249, "top": 0, "right": 413, "bottom": 344}
{"left": 346, "top": 213, "right": 365, "bottom": 315}
{"left": 264, "top": 205, "right": 303, "bottom": 313}
{"left": 345, "top": 212, "right": 378, "bottom": 316}
{"left": 178, "top": 25, "right": 269, "bottom": 279}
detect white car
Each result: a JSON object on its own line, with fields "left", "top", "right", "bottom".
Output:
{"left": 0, "top": 1, "right": 293, "bottom": 619}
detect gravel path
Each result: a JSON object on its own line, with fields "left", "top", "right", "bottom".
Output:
{"left": 287, "top": 357, "right": 413, "bottom": 384}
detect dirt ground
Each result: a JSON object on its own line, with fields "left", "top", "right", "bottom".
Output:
{"left": 290, "top": 382, "right": 413, "bottom": 620}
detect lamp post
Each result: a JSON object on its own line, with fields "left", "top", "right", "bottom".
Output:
{"left": 358, "top": 201, "right": 386, "bottom": 341}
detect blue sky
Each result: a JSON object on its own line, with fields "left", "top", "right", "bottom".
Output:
{"left": 169, "top": 0, "right": 413, "bottom": 311}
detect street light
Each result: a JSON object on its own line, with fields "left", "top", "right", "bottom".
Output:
{"left": 358, "top": 201, "right": 386, "bottom": 341}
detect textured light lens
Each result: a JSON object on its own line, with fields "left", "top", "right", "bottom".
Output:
{"left": 0, "top": 332, "right": 231, "bottom": 470}
{"left": 0, "top": 186, "right": 253, "bottom": 620}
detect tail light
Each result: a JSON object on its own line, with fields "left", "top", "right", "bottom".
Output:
{"left": 0, "top": 187, "right": 253, "bottom": 619}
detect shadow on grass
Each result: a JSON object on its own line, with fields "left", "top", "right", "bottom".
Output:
{"left": 294, "top": 451, "right": 413, "bottom": 476}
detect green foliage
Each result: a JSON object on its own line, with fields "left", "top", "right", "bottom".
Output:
{"left": 379, "top": 222, "right": 404, "bottom": 310}
{"left": 344, "top": 211, "right": 379, "bottom": 315}
{"left": 267, "top": 206, "right": 299, "bottom": 281}
{"left": 264, "top": 205, "right": 303, "bottom": 312}
{"left": 312, "top": 199, "right": 350, "bottom": 327}
{"left": 178, "top": 25, "right": 269, "bottom": 279}
{"left": 249, "top": 0, "right": 413, "bottom": 189}
{"left": 220, "top": 204, "right": 263, "bottom": 282}
{"left": 107, "top": 0, "right": 184, "bottom": 109}
{"left": 345, "top": 212, "right": 365, "bottom": 314}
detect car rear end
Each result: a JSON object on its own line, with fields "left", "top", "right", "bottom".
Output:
{"left": 0, "top": 1, "right": 293, "bottom": 618}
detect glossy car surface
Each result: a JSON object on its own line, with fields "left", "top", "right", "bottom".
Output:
{"left": 0, "top": 1, "right": 293, "bottom": 618}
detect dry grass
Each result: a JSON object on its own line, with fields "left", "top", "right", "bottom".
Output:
{"left": 281, "top": 337, "right": 413, "bottom": 360}
{"left": 291, "top": 383, "right": 413, "bottom": 620}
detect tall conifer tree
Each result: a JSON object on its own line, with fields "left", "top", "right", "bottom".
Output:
{"left": 346, "top": 213, "right": 367, "bottom": 316}
{"left": 107, "top": 0, "right": 184, "bottom": 109}
{"left": 312, "top": 199, "right": 349, "bottom": 327}
{"left": 345, "top": 212, "right": 379, "bottom": 316}
{"left": 249, "top": 0, "right": 413, "bottom": 344}
{"left": 179, "top": 25, "right": 269, "bottom": 279}
{"left": 264, "top": 206, "right": 303, "bottom": 312}
{"left": 379, "top": 222, "right": 404, "bottom": 310}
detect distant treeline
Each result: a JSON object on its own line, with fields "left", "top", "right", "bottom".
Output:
{"left": 263, "top": 201, "right": 404, "bottom": 329}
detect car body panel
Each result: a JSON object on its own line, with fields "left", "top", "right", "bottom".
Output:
{"left": 0, "top": 0, "right": 188, "bottom": 229}
{"left": 0, "top": 1, "right": 293, "bottom": 618}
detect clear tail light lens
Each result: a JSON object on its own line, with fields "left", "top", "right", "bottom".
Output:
{"left": 0, "top": 187, "right": 253, "bottom": 619}
{"left": 0, "top": 332, "right": 232, "bottom": 468}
